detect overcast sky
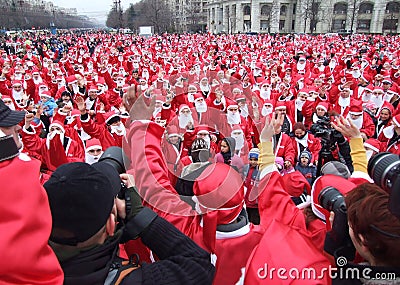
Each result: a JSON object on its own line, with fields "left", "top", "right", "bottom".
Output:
{"left": 52, "top": 0, "right": 140, "bottom": 24}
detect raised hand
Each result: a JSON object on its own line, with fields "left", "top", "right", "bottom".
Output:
{"left": 75, "top": 96, "right": 86, "bottom": 114}
{"left": 129, "top": 94, "right": 156, "bottom": 122}
{"left": 331, "top": 115, "right": 362, "bottom": 139}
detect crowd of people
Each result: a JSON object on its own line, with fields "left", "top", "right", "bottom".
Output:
{"left": 1, "top": 30, "right": 400, "bottom": 284}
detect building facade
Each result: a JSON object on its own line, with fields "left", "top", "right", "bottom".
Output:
{"left": 170, "top": 0, "right": 208, "bottom": 33}
{"left": 205, "top": 0, "right": 400, "bottom": 34}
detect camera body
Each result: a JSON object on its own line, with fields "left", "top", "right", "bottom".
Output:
{"left": 368, "top": 152, "right": 400, "bottom": 219}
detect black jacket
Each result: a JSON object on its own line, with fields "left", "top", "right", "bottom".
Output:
{"left": 55, "top": 208, "right": 215, "bottom": 285}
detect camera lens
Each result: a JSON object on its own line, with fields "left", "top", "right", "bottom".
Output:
{"left": 368, "top": 152, "right": 400, "bottom": 192}
{"left": 318, "top": 186, "right": 346, "bottom": 213}
{"left": 98, "top": 146, "right": 129, "bottom": 174}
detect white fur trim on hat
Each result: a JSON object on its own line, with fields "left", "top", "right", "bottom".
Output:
{"left": 86, "top": 144, "right": 102, "bottom": 152}
{"left": 363, "top": 142, "right": 379, "bottom": 153}
{"left": 49, "top": 122, "right": 65, "bottom": 133}
{"left": 393, "top": 116, "right": 400, "bottom": 128}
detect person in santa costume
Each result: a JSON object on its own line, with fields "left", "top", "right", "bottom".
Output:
{"left": 76, "top": 96, "right": 126, "bottom": 149}
{"left": 375, "top": 101, "right": 394, "bottom": 140}
{"left": 381, "top": 114, "right": 400, "bottom": 155}
{"left": 291, "top": 122, "right": 321, "bottom": 165}
{"left": 161, "top": 125, "right": 184, "bottom": 186}
{"left": 84, "top": 138, "right": 103, "bottom": 165}
{"left": 0, "top": 79, "right": 29, "bottom": 110}
{"left": 346, "top": 101, "right": 375, "bottom": 139}
{"left": 363, "top": 138, "right": 381, "bottom": 162}
{"left": 125, "top": 99, "right": 329, "bottom": 284}
{"left": 84, "top": 83, "right": 111, "bottom": 115}
{"left": 22, "top": 114, "right": 84, "bottom": 171}
{"left": 0, "top": 99, "right": 64, "bottom": 285}
{"left": 331, "top": 86, "right": 358, "bottom": 117}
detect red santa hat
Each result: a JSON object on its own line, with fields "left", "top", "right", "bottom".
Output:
{"left": 231, "top": 125, "right": 243, "bottom": 135}
{"left": 263, "top": 99, "right": 274, "bottom": 107}
{"left": 364, "top": 84, "right": 374, "bottom": 92}
{"left": 281, "top": 171, "right": 311, "bottom": 197}
{"left": 85, "top": 138, "right": 102, "bottom": 152}
{"left": 193, "top": 92, "right": 204, "bottom": 102}
{"left": 88, "top": 84, "right": 98, "bottom": 92}
{"left": 166, "top": 125, "right": 180, "bottom": 138}
{"left": 373, "top": 86, "right": 384, "bottom": 94}
{"left": 382, "top": 77, "right": 392, "bottom": 84}
{"left": 316, "top": 101, "right": 329, "bottom": 112}
{"left": 274, "top": 101, "right": 287, "bottom": 110}
{"left": 40, "top": 90, "right": 52, "bottom": 99}
{"left": 364, "top": 138, "right": 381, "bottom": 153}
{"left": 11, "top": 80, "right": 23, "bottom": 87}
{"left": 226, "top": 99, "right": 238, "bottom": 110}
{"left": 381, "top": 101, "right": 394, "bottom": 115}
{"left": 104, "top": 111, "right": 121, "bottom": 124}
{"left": 66, "top": 75, "right": 77, "bottom": 85}
{"left": 393, "top": 114, "right": 400, "bottom": 127}
{"left": 179, "top": 104, "right": 191, "bottom": 113}
{"left": 193, "top": 163, "right": 244, "bottom": 252}
{"left": 196, "top": 125, "right": 210, "bottom": 135}
{"left": 49, "top": 120, "right": 65, "bottom": 133}
{"left": 348, "top": 101, "right": 363, "bottom": 115}
{"left": 311, "top": 175, "right": 356, "bottom": 227}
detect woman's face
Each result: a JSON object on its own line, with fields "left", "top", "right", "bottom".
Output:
{"left": 220, "top": 141, "right": 230, "bottom": 153}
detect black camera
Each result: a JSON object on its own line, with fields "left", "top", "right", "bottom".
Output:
{"left": 368, "top": 152, "right": 400, "bottom": 219}
{"left": 99, "top": 147, "right": 132, "bottom": 215}
{"left": 319, "top": 186, "right": 356, "bottom": 260}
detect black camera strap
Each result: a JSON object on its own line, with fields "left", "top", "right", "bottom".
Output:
{"left": 370, "top": 224, "right": 400, "bottom": 239}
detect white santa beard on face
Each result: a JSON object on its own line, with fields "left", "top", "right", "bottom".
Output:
{"left": 329, "top": 61, "right": 336, "bottom": 69}
{"left": 352, "top": 70, "right": 361, "bottom": 78}
{"left": 240, "top": 105, "right": 249, "bottom": 118}
{"left": 383, "top": 93, "right": 394, "bottom": 102}
{"left": 33, "top": 77, "right": 43, "bottom": 85}
{"left": 85, "top": 152, "right": 103, "bottom": 165}
{"left": 12, "top": 90, "right": 24, "bottom": 101}
{"left": 232, "top": 134, "right": 245, "bottom": 150}
{"left": 297, "top": 62, "right": 306, "bottom": 71}
{"left": 318, "top": 65, "right": 325, "bottom": 72}
{"left": 200, "top": 84, "right": 210, "bottom": 92}
{"left": 140, "top": 84, "right": 149, "bottom": 91}
{"left": 227, "top": 111, "right": 241, "bottom": 125}
{"left": 188, "top": 92, "right": 196, "bottom": 103}
{"left": 338, "top": 96, "right": 350, "bottom": 107}
{"left": 110, "top": 124, "right": 126, "bottom": 136}
{"left": 295, "top": 99, "right": 306, "bottom": 111}
{"left": 260, "top": 89, "right": 271, "bottom": 100}
{"left": 178, "top": 113, "right": 194, "bottom": 129}
{"left": 72, "top": 84, "right": 79, "bottom": 94}
{"left": 5, "top": 102, "right": 16, "bottom": 110}
{"left": 14, "top": 74, "right": 23, "bottom": 80}
{"left": 261, "top": 106, "right": 273, "bottom": 117}
{"left": 362, "top": 93, "right": 371, "bottom": 102}
{"left": 348, "top": 115, "right": 363, "bottom": 129}
{"left": 298, "top": 81, "right": 304, "bottom": 90}
{"left": 195, "top": 101, "right": 208, "bottom": 113}
{"left": 371, "top": 95, "right": 384, "bottom": 108}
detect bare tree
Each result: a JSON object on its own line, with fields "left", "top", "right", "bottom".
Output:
{"left": 184, "top": 1, "right": 205, "bottom": 33}
{"left": 134, "top": 0, "right": 174, "bottom": 34}
{"left": 299, "top": 0, "right": 322, "bottom": 33}
{"left": 348, "top": 0, "right": 362, "bottom": 33}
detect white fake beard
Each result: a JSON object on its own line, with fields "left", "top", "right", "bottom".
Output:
{"left": 338, "top": 96, "right": 350, "bottom": 107}
{"left": 253, "top": 69, "right": 262, "bottom": 77}
{"left": 348, "top": 115, "right": 363, "bottom": 129}
{"left": 14, "top": 73, "right": 23, "bottom": 80}
{"left": 366, "top": 150, "right": 374, "bottom": 162}
{"left": 297, "top": 62, "right": 306, "bottom": 71}
{"left": 178, "top": 113, "right": 194, "bottom": 129}
{"left": 382, "top": 125, "right": 395, "bottom": 139}
{"left": 110, "top": 124, "right": 126, "bottom": 136}
{"left": 371, "top": 95, "right": 384, "bottom": 108}
{"left": 383, "top": 93, "right": 394, "bottom": 102}
{"left": 116, "top": 81, "right": 125, "bottom": 88}
{"left": 352, "top": 70, "right": 361, "bottom": 79}
{"left": 329, "top": 61, "right": 336, "bottom": 69}
{"left": 12, "top": 89, "right": 24, "bottom": 101}
{"left": 260, "top": 89, "right": 271, "bottom": 100}
{"left": 188, "top": 92, "right": 196, "bottom": 103}
{"left": 85, "top": 152, "right": 103, "bottom": 165}
{"left": 295, "top": 99, "right": 306, "bottom": 111}
{"left": 200, "top": 84, "right": 210, "bottom": 93}
{"left": 227, "top": 111, "right": 241, "bottom": 125}
{"left": 261, "top": 106, "right": 273, "bottom": 117}
{"left": 318, "top": 65, "right": 325, "bottom": 72}
{"left": 362, "top": 93, "right": 371, "bottom": 102}
{"left": 153, "top": 107, "right": 161, "bottom": 118}
{"left": 46, "top": 131, "right": 65, "bottom": 150}
{"left": 72, "top": 84, "right": 79, "bottom": 94}
{"left": 195, "top": 101, "right": 208, "bottom": 113}
{"left": 232, "top": 134, "right": 245, "bottom": 151}
{"left": 142, "top": 71, "right": 149, "bottom": 80}
{"left": 85, "top": 97, "right": 96, "bottom": 110}
{"left": 297, "top": 81, "right": 304, "bottom": 90}
{"left": 140, "top": 84, "right": 149, "bottom": 91}
{"left": 5, "top": 102, "right": 16, "bottom": 111}
{"left": 33, "top": 77, "right": 43, "bottom": 85}
{"left": 240, "top": 104, "right": 249, "bottom": 118}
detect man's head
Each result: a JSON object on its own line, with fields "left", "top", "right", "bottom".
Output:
{"left": 0, "top": 99, "right": 25, "bottom": 149}
{"left": 44, "top": 162, "right": 121, "bottom": 247}
{"left": 85, "top": 138, "right": 103, "bottom": 165}
{"left": 248, "top": 148, "right": 259, "bottom": 168}
{"left": 299, "top": 150, "right": 311, "bottom": 166}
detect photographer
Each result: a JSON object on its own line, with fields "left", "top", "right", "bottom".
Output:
{"left": 44, "top": 162, "right": 215, "bottom": 285}
{"left": 311, "top": 114, "right": 354, "bottom": 174}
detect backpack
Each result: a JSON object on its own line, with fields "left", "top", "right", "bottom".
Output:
{"left": 105, "top": 254, "right": 141, "bottom": 285}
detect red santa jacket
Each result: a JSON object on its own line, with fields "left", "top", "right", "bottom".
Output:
{"left": 125, "top": 121, "right": 325, "bottom": 285}
{"left": 0, "top": 153, "right": 64, "bottom": 284}
{"left": 274, "top": 132, "right": 296, "bottom": 165}
{"left": 80, "top": 114, "right": 124, "bottom": 149}
{"left": 22, "top": 128, "right": 84, "bottom": 171}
